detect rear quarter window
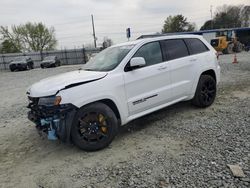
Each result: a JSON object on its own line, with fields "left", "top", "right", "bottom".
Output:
{"left": 184, "top": 38, "right": 209, "bottom": 55}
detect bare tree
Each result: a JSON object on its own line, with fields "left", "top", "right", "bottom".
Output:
{"left": 240, "top": 6, "right": 250, "bottom": 27}
{"left": 200, "top": 5, "right": 250, "bottom": 30}
{"left": 102, "top": 37, "right": 113, "bottom": 49}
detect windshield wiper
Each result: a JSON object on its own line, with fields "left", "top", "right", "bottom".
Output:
{"left": 83, "top": 68, "right": 95, "bottom": 71}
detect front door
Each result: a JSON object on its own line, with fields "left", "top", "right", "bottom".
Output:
{"left": 123, "top": 41, "right": 172, "bottom": 116}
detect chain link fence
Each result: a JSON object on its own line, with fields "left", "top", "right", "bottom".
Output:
{"left": 0, "top": 48, "right": 101, "bottom": 71}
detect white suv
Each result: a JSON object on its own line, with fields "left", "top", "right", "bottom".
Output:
{"left": 27, "top": 35, "right": 220, "bottom": 151}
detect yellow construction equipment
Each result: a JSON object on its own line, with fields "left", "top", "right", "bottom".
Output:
{"left": 210, "top": 31, "right": 244, "bottom": 54}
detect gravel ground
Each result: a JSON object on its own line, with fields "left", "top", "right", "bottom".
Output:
{"left": 0, "top": 52, "right": 249, "bottom": 188}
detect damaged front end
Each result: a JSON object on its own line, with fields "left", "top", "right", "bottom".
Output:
{"left": 27, "top": 95, "right": 77, "bottom": 142}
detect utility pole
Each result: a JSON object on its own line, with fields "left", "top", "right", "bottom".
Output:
{"left": 91, "top": 14, "right": 97, "bottom": 48}
{"left": 210, "top": 5, "right": 213, "bottom": 29}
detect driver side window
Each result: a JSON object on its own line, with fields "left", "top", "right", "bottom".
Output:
{"left": 133, "top": 42, "right": 163, "bottom": 66}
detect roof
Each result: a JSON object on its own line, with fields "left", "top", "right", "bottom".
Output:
{"left": 113, "top": 34, "right": 203, "bottom": 47}
{"left": 112, "top": 39, "right": 143, "bottom": 47}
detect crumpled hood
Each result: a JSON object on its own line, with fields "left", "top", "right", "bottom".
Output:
{"left": 27, "top": 70, "right": 107, "bottom": 97}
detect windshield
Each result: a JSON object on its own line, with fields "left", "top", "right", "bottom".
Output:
{"left": 44, "top": 56, "right": 55, "bottom": 60}
{"left": 83, "top": 45, "right": 134, "bottom": 71}
{"left": 13, "top": 57, "right": 26, "bottom": 61}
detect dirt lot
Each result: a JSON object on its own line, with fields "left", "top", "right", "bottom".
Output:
{"left": 0, "top": 53, "right": 250, "bottom": 188}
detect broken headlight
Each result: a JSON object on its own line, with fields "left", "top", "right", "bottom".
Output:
{"left": 38, "top": 96, "right": 61, "bottom": 106}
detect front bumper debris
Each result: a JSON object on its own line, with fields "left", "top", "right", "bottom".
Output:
{"left": 27, "top": 98, "right": 77, "bottom": 142}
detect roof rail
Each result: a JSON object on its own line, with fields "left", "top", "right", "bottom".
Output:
{"left": 137, "top": 27, "right": 250, "bottom": 39}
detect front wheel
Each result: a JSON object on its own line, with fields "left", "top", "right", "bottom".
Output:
{"left": 71, "top": 103, "right": 118, "bottom": 151}
{"left": 192, "top": 75, "right": 216, "bottom": 108}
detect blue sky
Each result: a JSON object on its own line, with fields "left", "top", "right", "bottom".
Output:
{"left": 0, "top": 0, "right": 249, "bottom": 48}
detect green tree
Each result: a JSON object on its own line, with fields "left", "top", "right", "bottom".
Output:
{"left": 162, "top": 15, "right": 196, "bottom": 33}
{"left": 200, "top": 20, "right": 213, "bottom": 30}
{"left": 214, "top": 5, "right": 242, "bottom": 28}
{"left": 0, "top": 22, "right": 57, "bottom": 53}
{"left": 0, "top": 39, "right": 21, "bottom": 53}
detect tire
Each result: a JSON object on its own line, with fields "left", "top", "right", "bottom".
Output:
{"left": 9, "top": 66, "right": 15, "bottom": 72}
{"left": 71, "top": 103, "right": 118, "bottom": 151}
{"left": 192, "top": 75, "right": 216, "bottom": 108}
{"left": 225, "top": 43, "right": 234, "bottom": 54}
{"left": 236, "top": 42, "right": 243, "bottom": 53}
{"left": 29, "top": 62, "right": 34, "bottom": 69}
{"left": 41, "top": 64, "right": 44, "bottom": 69}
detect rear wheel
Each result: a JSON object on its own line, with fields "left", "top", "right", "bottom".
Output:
{"left": 27, "top": 62, "right": 33, "bottom": 69}
{"left": 235, "top": 42, "right": 243, "bottom": 53}
{"left": 225, "top": 43, "right": 234, "bottom": 54}
{"left": 71, "top": 103, "right": 118, "bottom": 151}
{"left": 192, "top": 75, "right": 216, "bottom": 108}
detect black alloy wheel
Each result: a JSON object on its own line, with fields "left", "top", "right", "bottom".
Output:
{"left": 192, "top": 75, "right": 216, "bottom": 108}
{"left": 71, "top": 103, "right": 118, "bottom": 151}
{"left": 78, "top": 112, "right": 109, "bottom": 142}
{"left": 200, "top": 79, "right": 216, "bottom": 106}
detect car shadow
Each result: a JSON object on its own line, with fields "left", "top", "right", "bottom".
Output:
{"left": 117, "top": 100, "right": 197, "bottom": 139}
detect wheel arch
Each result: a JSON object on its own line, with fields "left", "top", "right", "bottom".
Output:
{"left": 78, "top": 98, "right": 121, "bottom": 124}
{"left": 201, "top": 69, "right": 216, "bottom": 83}
{"left": 97, "top": 99, "right": 121, "bottom": 123}
{"left": 190, "top": 69, "right": 217, "bottom": 99}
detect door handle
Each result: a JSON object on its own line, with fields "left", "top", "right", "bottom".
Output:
{"left": 190, "top": 58, "right": 197, "bottom": 62}
{"left": 158, "top": 66, "right": 167, "bottom": 70}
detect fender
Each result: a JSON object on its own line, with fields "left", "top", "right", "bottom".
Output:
{"left": 191, "top": 68, "right": 217, "bottom": 97}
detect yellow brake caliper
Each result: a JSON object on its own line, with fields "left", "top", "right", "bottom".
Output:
{"left": 99, "top": 114, "right": 107, "bottom": 133}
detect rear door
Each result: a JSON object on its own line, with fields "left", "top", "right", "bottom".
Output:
{"left": 184, "top": 38, "right": 211, "bottom": 70}
{"left": 124, "top": 41, "right": 172, "bottom": 116}
{"left": 161, "top": 39, "right": 194, "bottom": 99}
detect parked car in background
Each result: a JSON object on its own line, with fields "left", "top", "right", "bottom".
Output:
{"left": 9, "top": 56, "right": 34, "bottom": 72}
{"left": 40, "top": 56, "right": 61, "bottom": 68}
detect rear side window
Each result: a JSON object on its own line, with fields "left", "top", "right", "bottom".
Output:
{"left": 185, "top": 38, "right": 209, "bottom": 55}
{"left": 133, "top": 42, "right": 163, "bottom": 66}
{"left": 162, "top": 39, "right": 189, "bottom": 61}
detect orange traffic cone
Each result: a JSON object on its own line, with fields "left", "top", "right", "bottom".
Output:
{"left": 232, "top": 53, "right": 238, "bottom": 64}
